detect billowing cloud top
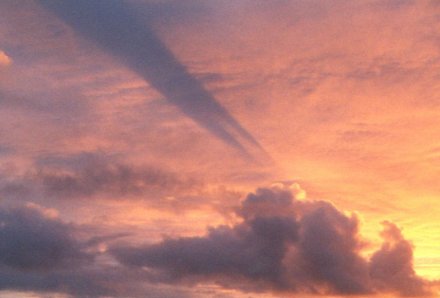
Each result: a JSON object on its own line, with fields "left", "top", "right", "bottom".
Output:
{"left": 112, "top": 186, "right": 431, "bottom": 297}
{"left": 0, "top": 187, "right": 433, "bottom": 298}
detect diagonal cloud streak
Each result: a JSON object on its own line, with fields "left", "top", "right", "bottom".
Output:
{"left": 39, "top": 0, "right": 268, "bottom": 160}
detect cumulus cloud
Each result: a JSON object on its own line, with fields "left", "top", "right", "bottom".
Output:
{"left": 112, "top": 186, "right": 432, "bottom": 296}
{"left": 0, "top": 187, "right": 432, "bottom": 297}
{"left": 291, "top": 201, "right": 371, "bottom": 294}
{"left": 113, "top": 206, "right": 298, "bottom": 289}
{"left": 370, "top": 221, "right": 429, "bottom": 296}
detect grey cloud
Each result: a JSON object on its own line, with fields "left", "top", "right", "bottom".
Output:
{"left": 0, "top": 269, "right": 111, "bottom": 298}
{"left": 0, "top": 152, "right": 199, "bottom": 202}
{"left": 294, "top": 202, "right": 371, "bottom": 294}
{"left": 113, "top": 213, "right": 298, "bottom": 290}
{"left": 0, "top": 265, "right": 199, "bottom": 298}
{"left": 0, "top": 204, "right": 197, "bottom": 298}
{"left": 370, "top": 221, "right": 429, "bottom": 296}
{"left": 38, "top": 0, "right": 267, "bottom": 160}
{"left": 111, "top": 186, "right": 432, "bottom": 296}
{"left": 0, "top": 186, "right": 431, "bottom": 297}
{"left": 238, "top": 187, "right": 294, "bottom": 221}
{"left": 0, "top": 204, "right": 89, "bottom": 271}
{"left": 130, "top": 0, "right": 211, "bottom": 25}
{"left": 39, "top": 161, "right": 193, "bottom": 199}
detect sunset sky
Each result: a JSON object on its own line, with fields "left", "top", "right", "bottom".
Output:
{"left": 0, "top": 0, "right": 440, "bottom": 297}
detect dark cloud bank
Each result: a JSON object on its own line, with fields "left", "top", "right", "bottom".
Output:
{"left": 0, "top": 186, "right": 434, "bottom": 297}
{"left": 0, "top": 204, "right": 194, "bottom": 298}
{"left": 0, "top": 204, "right": 99, "bottom": 296}
{"left": 0, "top": 204, "right": 87, "bottom": 271}
{"left": 112, "top": 187, "right": 432, "bottom": 297}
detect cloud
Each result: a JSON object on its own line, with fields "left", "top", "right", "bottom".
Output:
{"left": 0, "top": 204, "right": 89, "bottom": 271}
{"left": 0, "top": 203, "right": 201, "bottom": 298}
{"left": 0, "top": 189, "right": 429, "bottom": 298}
{"left": 38, "top": 160, "right": 196, "bottom": 200}
{"left": 113, "top": 212, "right": 298, "bottom": 288}
{"left": 0, "top": 89, "right": 90, "bottom": 125}
{"left": 0, "top": 268, "right": 111, "bottom": 297}
{"left": 38, "top": 0, "right": 267, "bottom": 161}
{"left": 0, "top": 265, "right": 208, "bottom": 298}
{"left": 370, "top": 221, "right": 429, "bottom": 296}
{"left": 112, "top": 186, "right": 432, "bottom": 296}
{"left": 0, "top": 50, "right": 11, "bottom": 66}
{"left": 0, "top": 152, "right": 200, "bottom": 203}
{"left": 292, "top": 201, "right": 371, "bottom": 294}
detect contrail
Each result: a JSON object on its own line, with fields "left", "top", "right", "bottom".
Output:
{"left": 39, "top": 0, "right": 269, "bottom": 161}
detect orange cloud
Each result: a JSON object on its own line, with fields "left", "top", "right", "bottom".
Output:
{"left": 0, "top": 50, "right": 11, "bottom": 66}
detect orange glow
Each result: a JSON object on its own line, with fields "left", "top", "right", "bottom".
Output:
{"left": 1, "top": 0, "right": 439, "bottom": 297}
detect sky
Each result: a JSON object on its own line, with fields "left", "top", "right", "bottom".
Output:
{"left": 0, "top": 0, "right": 439, "bottom": 297}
